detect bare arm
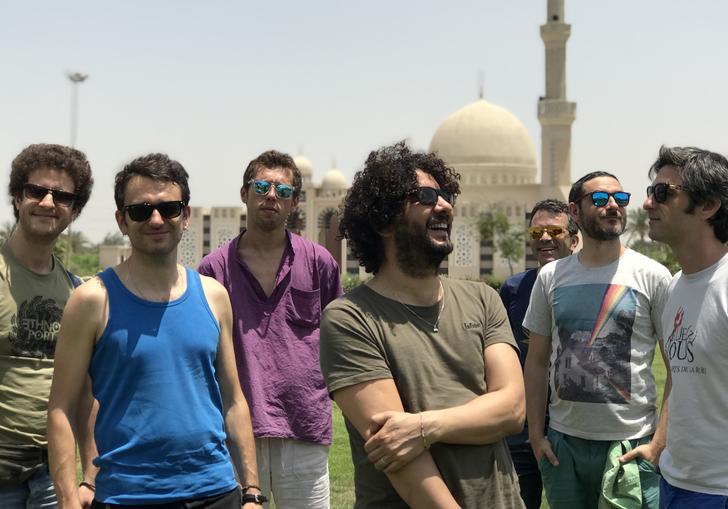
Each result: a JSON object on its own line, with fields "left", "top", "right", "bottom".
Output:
{"left": 48, "top": 280, "right": 106, "bottom": 509}
{"left": 75, "top": 377, "right": 98, "bottom": 508}
{"left": 202, "top": 277, "right": 260, "bottom": 507}
{"left": 363, "top": 342, "right": 524, "bottom": 475}
{"left": 524, "top": 330, "right": 558, "bottom": 466}
{"left": 334, "top": 380, "right": 461, "bottom": 509}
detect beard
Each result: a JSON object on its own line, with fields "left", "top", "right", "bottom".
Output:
{"left": 579, "top": 209, "right": 626, "bottom": 241}
{"left": 393, "top": 215, "right": 453, "bottom": 278}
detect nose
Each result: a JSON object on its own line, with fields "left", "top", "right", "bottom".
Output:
{"left": 643, "top": 195, "right": 654, "bottom": 210}
{"left": 434, "top": 195, "right": 453, "bottom": 214}
{"left": 539, "top": 230, "right": 553, "bottom": 241}
{"left": 263, "top": 186, "right": 278, "bottom": 200}
{"left": 37, "top": 190, "right": 55, "bottom": 207}
{"left": 148, "top": 208, "right": 165, "bottom": 225}
{"left": 605, "top": 195, "right": 620, "bottom": 209}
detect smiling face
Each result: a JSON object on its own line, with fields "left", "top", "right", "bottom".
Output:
{"left": 115, "top": 175, "right": 189, "bottom": 258}
{"left": 241, "top": 166, "right": 298, "bottom": 233}
{"left": 13, "top": 167, "right": 76, "bottom": 242}
{"left": 392, "top": 169, "right": 454, "bottom": 277}
{"left": 571, "top": 176, "right": 628, "bottom": 242}
{"left": 529, "top": 210, "right": 576, "bottom": 266}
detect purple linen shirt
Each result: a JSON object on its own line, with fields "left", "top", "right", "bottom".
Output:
{"left": 198, "top": 231, "right": 343, "bottom": 444}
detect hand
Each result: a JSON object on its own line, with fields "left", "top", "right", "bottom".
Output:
{"left": 530, "top": 435, "right": 559, "bottom": 466}
{"left": 77, "top": 484, "right": 95, "bottom": 509}
{"left": 619, "top": 441, "right": 661, "bottom": 467}
{"left": 364, "top": 411, "right": 427, "bottom": 473}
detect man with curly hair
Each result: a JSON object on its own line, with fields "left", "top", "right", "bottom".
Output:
{"left": 320, "top": 141, "right": 525, "bottom": 508}
{"left": 0, "top": 144, "right": 95, "bottom": 508}
{"left": 198, "top": 150, "right": 342, "bottom": 508}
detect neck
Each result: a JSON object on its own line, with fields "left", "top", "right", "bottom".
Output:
{"left": 578, "top": 237, "right": 625, "bottom": 267}
{"left": 672, "top": 236, "right": 728, "bottom": 275}
{"left": 125, "top": 251, "right": 180, "bottom": 287}
{"left": 368, "top": 261, "right": 442, "bottom": 306}
{"left": 239, "top": 226, "right": 288, "bottom": 253}
{"left": 6, "top": 226, "right": 58, "bottom": 274}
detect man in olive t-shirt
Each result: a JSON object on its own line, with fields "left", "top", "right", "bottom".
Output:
{"left": 320, "top": 142, "right": 525, "bottom": 509}
{"left": 0, "top": 144, "right": 95, "bottom": 509}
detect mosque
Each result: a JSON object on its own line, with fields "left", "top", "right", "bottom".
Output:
{"left": 100, "top": 0, "right": 575, "bottom": 279}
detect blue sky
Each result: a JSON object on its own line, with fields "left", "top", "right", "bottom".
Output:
{"left": 2, "top": 1, "right": 727, "bottom": 242}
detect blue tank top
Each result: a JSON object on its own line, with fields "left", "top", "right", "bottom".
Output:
{"left": 91, "top": 268, "right": 237, "bottom": 504}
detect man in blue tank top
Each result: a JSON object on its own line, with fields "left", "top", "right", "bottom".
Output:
{"left": 47, "top": 154, "right": 265, "bottom": 508}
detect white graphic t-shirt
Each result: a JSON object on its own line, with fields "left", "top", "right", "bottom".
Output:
{"left": 523, "top": 249, "right": 671, "bottom": 440}
{"left": 659, "top": 253, "right": 728, "bottom": 496}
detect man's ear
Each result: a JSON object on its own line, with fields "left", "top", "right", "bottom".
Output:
{"left": 698, "top": 198, "right": 722, "bottom": 222}
{"left": 115, "top": 209, "right": 128, "bottom": 236}
{"left": 240, "top": 185, "right": 248, "bottom": 204}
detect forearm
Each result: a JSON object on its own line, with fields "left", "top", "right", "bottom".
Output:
{"left": 387, "top": 452, "right": 460, "bottom": 509}
{"left": 651, "top": 376, "right": 671, "bottom": 452}
{"left": 76, "top": 378, "right": 99, "bottom": 483}
{"left": 524, "top": 357, "right": 549, "bottom": 443}
{"left": 423, "top": 388, "right": 524, "bottom": 446}
{"left": 224, "top": 402, "right": 259, "bottom": 487}
{"left": 48, "top": 408, "right": 82, "bottom": 508}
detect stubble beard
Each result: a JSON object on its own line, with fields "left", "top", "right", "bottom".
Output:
{"left": 581, "top": 213, "right": 626, "bottom": 242}
{"left": 393, "top": 218, "right": 453, "bottom": 278}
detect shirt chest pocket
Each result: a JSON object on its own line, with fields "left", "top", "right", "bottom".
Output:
{"left": 286, "top": 287, "right": 321, "bottom": 328}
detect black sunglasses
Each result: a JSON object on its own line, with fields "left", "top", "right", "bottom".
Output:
{"left": 576, "top": 191, "right": 631, "bottom": 208}
{"left": 123, "top": 201, "right": 186, "bottom": 222}
{"left": 646, "top": 183, "right": 684, "bottom": 203}
{"left": 408, "top": 186, "right": 455, "bottom": 206}
{"left": 248, "top": 179, "right": 294, "bottom": 199}
{"left": 23, "top": 183, "right": 77, "bottom": 207}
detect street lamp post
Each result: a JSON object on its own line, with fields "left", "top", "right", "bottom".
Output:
{"left": 66, "top": 72, "right": 88, "bottom": 268}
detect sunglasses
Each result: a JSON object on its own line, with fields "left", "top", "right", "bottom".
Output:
{"left": 23, "top": 183, "right": 77, "bottom": 207}
{"left": 408, "top": 186, "right": 455, "bottom": 206}
{"left": 577, "top": 191, "right": 631, "bottom": 207}
{"left": 646, "top": 183, "right": 684, "bottom": 203}
{"left": 123, "top": 201, "right": 186, "bottom": 222}
{"left": 248, "top": 179, "right": 294, "bottom": 199}
{"left": 528, "top": 225, "right": 569, "bottom": 240}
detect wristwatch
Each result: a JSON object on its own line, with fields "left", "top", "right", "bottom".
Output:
{"left": 242, "top": 492, "right": 268, "bottom": 505}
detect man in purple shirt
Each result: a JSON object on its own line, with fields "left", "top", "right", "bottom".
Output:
{"left": 198, "top": 150, "right": 342, "bottom": 509}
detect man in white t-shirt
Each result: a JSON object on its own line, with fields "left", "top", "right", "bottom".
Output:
{"left": 643, "top": 145, "right": 728, "bottom": 507}
{"left": 524, "top": 171, "right": 672, "bottom": 508}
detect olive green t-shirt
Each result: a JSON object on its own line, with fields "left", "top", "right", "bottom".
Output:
{"left": 320, "top": 278, "right": 524, "bottom": 509}
{"left": 0, "top": 242, "right": 76, "bottom": 449}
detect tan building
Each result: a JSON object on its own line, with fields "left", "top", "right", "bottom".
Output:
{"left": 101, "top": 0, "right": 576, "bottom": 280}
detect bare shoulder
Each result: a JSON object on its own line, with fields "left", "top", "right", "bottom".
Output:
{"left": 68, "top": 274, "right": 108, "bottom": 309}
{"left": 198, "top": 273, "right": 229, "bottom": 299}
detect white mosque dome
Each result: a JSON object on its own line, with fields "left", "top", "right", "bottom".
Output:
{"left": 429, "top": 98, "right": 537, "bottom": 176}
{"left": 293, "top": 154, "right": 313, "bottom": 177}
{"left": 321, "top": 167, "right": 347, "bottom": 191}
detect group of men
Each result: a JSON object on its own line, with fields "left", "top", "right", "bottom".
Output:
{"left": 0, "top": 140, "right": 726, "bottom": 509}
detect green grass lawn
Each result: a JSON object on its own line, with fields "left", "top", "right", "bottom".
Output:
{"left": 322, "top": 352, "right": 668, "bottom": 509}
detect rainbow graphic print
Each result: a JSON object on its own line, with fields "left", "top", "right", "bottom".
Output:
{"left": 552, "top": 283, "right": 636, "bottom": 403}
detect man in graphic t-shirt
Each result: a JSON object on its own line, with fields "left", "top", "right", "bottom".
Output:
{"left": 524, "top": 171, "right": 671, "bottom": 508}
{"left": 0, "top": 144, "right": 95, "bottom": 509}
{"left": 643, "top": 145, "right": 728, "bottom": 507}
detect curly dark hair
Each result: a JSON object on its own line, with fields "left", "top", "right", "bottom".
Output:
{"left": 243, "top": 150, "right": 302, "bottom": 199}
{"left": 649, "top": 145, "right": 728, "bottom": 243}
{"left": 114, "top": 153, "right": 190, "bottom": 209}
{"left": 339, "top": 141, "right": 460, "bottom": 274}
{"left": 9, "top": 143, "right": 93, "bottom": 220}
{"left": 530, "top": 199, "right": 578, "bottom": 235}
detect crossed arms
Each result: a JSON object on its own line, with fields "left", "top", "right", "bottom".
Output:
{"left": 333, "top": 342, "right": 524, "bottom": 509}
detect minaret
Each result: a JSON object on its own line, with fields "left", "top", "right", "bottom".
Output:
{"left": 538, "top": 0, "right": 576, "bottom": 188}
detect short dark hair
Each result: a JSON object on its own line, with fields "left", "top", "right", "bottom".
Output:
{"left": 568, "top": 171, "right": 620, "bottom": 204}
{"left": 339, "top": 141, "right": 460, "bottom": 274}
{"left": 530, "top": 199, "right": 578, "bottom": 235}
{"left": 243, "top": 150, "right": 302, "bottom": 199}
{"left": 9, "top": 143, "right": 93, "bottom": 220}
{"left": 649, "top": 145, "right": 728, "bottom": 243}
{"left": 114, "top": 153, "right": 190, "bottom": 210}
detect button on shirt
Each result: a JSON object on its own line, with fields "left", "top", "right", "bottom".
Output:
{"left": 198, "top": 231, "right": 343, "bottom": 444}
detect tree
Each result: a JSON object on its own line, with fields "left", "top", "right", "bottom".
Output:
{"left": 0, "top": 221, "right": 15, "bottom": 244}
{"left": 101, "top": 231, "right": 127, "bottom": 246}
{"left": 630, "top": 239, "right": 680, "bottom": 274}
{"left": 627, "top": 208, "right": 649, "bottom": 244}
{"left": 477, "top": 209, "right": 524, "bottom": 276}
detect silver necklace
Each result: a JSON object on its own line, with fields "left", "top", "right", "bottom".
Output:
{"left": 397, "top": 280, "right": 446, "bottom": 333}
